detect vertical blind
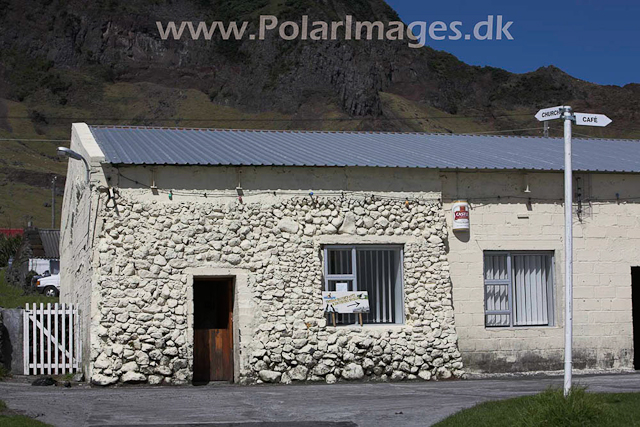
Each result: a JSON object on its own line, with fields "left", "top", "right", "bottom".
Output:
{"left": 356, "top": 249, "right": 398, "bottom": 324}
{"left": 325, "top": 246, "right": 402, "bottom": 325}
{"left": 484, "top": 252, "right": 554, "bottom": 327}
{"left": 512, "top": 254, "right": 552, "bottom": 326}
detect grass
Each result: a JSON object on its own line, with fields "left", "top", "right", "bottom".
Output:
{"left": 0, "top": 400, "right": 51, "bottom": 426}
{"left": 379, "top": 92, "right": 492, "bottom": 134}
{"left": 434, "top": 387, "right": 640, "bottom": 427}
{"left": 0, "top": 269, "right": 57, "bottom": 308}
{"left": 0, "top": 176, "right": 63, "bottom": 229}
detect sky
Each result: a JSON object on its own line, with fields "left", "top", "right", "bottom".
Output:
{"left": 385, "top": 0, "right": 639, "bottom": 86}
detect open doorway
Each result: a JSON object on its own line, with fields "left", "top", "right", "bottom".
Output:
{"left": 193, "top": 277, "right": 234, "bottom": 384}
{"left": 632, "top": 267, "right": 640, "bottom": 370}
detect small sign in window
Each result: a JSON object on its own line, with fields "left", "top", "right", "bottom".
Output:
{"left": 335, "top": 282, "right": 349, "bottom": 292}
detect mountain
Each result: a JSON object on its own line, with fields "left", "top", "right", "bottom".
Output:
{"left": 0, "top": 0, "right": 638, "bottom": 227}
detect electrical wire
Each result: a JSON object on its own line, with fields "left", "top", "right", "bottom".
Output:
{"left": 115, "top": 170, "right": 640, "bottom": 206}
{"left": 0, "top": 112, "right": 538, "bottom": 122}
{"left": 114, "top": 170, "right": 438, "bottom": 203}
{"left": 0, "top": 138, "right": 69, "bottom": 142}
{"left": 460, "top": 127, "right": 545, "bottom": 135}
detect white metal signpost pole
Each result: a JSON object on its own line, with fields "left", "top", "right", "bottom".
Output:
{"left": 535, "top": 106, "right": 612, "bottom": 397}
{"left": 562, "top": 106, "right": 574, "bottom": 398}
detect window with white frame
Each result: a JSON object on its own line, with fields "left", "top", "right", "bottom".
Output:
{"left": 484, "top": 251, "right": 555, "bottom": 327}
{"left": 323, "top": 246, "right": 404, "bottom": 325}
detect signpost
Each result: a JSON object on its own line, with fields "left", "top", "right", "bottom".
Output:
{"left": 534, "top": 106, "right": 563, "bottom": 122}
{"left": 535, "top": 106, "right": 612, "bottom": 397}
{"left": 322, "top": 291, "right": 370, "bottom": 326}
{"left": 574, "top": 113, "right": 612, "bottom": 128}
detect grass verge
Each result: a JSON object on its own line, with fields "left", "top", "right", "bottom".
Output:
{"left": 434, "top": 387, "right": 640, "bottom": 427}
{"left": 0, "top": 269, "right": 57, "bottom": 308}
{"left": 0, "top": 400, "right": 51, "bottom": 426}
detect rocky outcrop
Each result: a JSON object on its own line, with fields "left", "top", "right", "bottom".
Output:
{"left": 4, "top": 0, "right": 634, "bottom": 129}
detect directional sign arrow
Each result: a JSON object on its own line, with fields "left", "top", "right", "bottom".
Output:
{"left": 347, "top": 302, "right": 361, "bottom": 307}
{"left": 574, "top": 113, "right": 612, "bottom": 127}
{"left": 535, "top": 106, "right": 564, "bottom": 122}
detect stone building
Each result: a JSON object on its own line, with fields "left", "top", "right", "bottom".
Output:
{"left": 60, "top": 124, "right": 640, "bottom": 385}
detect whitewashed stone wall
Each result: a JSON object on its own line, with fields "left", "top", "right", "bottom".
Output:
{"left": 90, "top": 193, "right": 463, "bottom": 385}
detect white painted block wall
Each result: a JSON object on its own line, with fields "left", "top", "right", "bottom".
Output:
{"left": 444, "top": 171, "right": 638, "bottom": 372}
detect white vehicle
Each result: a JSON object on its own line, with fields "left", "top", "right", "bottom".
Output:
{"left": 36, "top": 275, "right": 60, "bottom": 297}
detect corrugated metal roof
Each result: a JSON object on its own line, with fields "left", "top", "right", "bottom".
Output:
{"left": 88, "top": 126, "right": 640, "bottom": 173}
{"left": 25, "top": 229, "right": 60, "bottom": 259}
{"left": 40, "top": 229, "right": 60, "bottom": 259}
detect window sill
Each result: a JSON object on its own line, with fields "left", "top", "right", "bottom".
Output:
{"left": 327, "top": 323, "right": 406, "bottom": 331}
{"left": 484, "top": 325, "right": 558, "bottom": 331}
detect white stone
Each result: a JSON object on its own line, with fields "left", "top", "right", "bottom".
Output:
{"left": 148, "top": 375, "right": 164, "bottom": 385}
{"left": 122, "top": 264, "right": 135, "bottom": 276}
{"left": 227, "top": 254, "right": 242, "bottom": 265}
{"left": 391, "top": 371, "right": 406, "bottom": 381}
{"left": 91, "top": 374, "right": 118, "bottom": 386}
{"left": 313, "top": 363, "right": 333, "bottom": 376}
{"left": 277, "top": 218, "right": 299, "bottom": 234}
{"left": 338, "top": 212, "right": 357, "bottom": 235}
{"left": 321, "top": 224, "right": 337, "bottom": 234}
{"left": 94, "top": 353, "right": 111, "bottom": 369}
{"left": 418, "top": 370, "right": 431, "bottom": 381}
{"left": 428, "top": 235, "right": 443, "bottom": 245}
{"left": 258, "top": 370, "right": 282, "bottom": 383}
{"left": 341, "top": 363, "right": 364, "bottom": 380}
{"left": 122, "top": 371, "right": 147, "bottom": 383}
{"left": 437, "top": 367, "right": 452, "bottom": 379}
{"left": 153, "top": 255, "right": 168, "bottom": 266}
{"left": 288, "top": 366, "right": 308, "bottom": 381}
{"left": 121, "top": 361, "right": 138, "bottom": 372}
{"left": 303, "top": 224, "right": 316, "bottom": 236}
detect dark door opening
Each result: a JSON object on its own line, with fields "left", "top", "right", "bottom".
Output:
{"left": 632, "top": 267, "right": 640, "bottom": 370}
{"left": 193, "top": 277, "right": 234, "bottom": 384}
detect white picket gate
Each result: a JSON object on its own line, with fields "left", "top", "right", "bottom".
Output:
{"left": 23, "top": 303, "right": 82, "bottom": 375}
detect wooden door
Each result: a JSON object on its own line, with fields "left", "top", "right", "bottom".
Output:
{"left": 193, "top": 278, "right": 234, "bottom": 383}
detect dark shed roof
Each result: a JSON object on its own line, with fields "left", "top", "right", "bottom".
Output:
{"left": 25, "top": 229, "right": 60, "bottom": 260}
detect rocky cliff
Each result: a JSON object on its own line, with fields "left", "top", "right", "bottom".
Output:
{"left": 0, "top": 0, "right": 638, "bottom": 227}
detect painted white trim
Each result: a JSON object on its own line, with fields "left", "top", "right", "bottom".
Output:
{"left": 71, "top": 123, "right": 105, "bottom": 164}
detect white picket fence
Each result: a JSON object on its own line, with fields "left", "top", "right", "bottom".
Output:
{"left": 23, "top": 303, "right": 81, "bottom": 375}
